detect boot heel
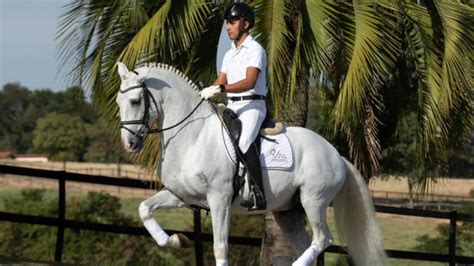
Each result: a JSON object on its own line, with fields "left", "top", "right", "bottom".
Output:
{"left": 240, "top": 188, "right": 266, "bottom": 211}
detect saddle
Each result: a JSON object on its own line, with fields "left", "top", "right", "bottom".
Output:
{"left": 220, "top": 106, "right": 284, "bottom": 204}
{"left": 219, "top": 104, "right": 284, "bottom": 145}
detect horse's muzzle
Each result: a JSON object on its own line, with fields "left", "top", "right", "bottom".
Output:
{"left": 123, "top": 136, "right": 143, "bottom": 153}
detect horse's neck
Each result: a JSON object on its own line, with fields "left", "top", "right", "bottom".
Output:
{"left": 147, "top": 67, "right": 215, "bottom": 148}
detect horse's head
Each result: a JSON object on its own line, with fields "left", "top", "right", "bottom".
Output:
{"left": 116, "top": 62, "right": 154, "bottom": 153}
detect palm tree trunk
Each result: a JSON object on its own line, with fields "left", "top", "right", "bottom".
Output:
{"left": 261, "top": 213, "right": 298, "bottom": 265}
{"left": 261, "top": 88, "right": 308, "bottom": 265}
{"left": 407, "top": 178, "right": 415, "bottom": 209}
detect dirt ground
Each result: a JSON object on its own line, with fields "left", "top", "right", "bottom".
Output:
{"left": 1, "top": 160, "right": 473, "bottom": 197}
{"left": 369, "top": 175, "right": 474, "bottom": 197}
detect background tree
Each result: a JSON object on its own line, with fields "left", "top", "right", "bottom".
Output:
{"left": 32, "top": 113, "right": 88, "bottom": 162}
{"left": 84, "top": 117, "right": 128, "bottom": 163}
{"left": 0, "top": 83, "right": 31, "bottom": 152}
{"left": 0, "top": 85, "right": 99, "bottom": 154}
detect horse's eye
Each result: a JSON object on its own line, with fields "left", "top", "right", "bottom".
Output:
{"left": 130, "top": 99, "right": 141, "bottom": 106}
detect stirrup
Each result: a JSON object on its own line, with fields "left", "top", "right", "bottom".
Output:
{"left": 240, "top": 187, "right": 266, "bottom": 211}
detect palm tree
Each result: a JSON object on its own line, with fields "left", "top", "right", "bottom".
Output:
{"left": 58, "top": 0, "right": 472, "bottom": 263}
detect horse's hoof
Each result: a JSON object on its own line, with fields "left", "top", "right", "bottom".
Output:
{"left": 168, "top": 233, "right": 193, "bottom": 248}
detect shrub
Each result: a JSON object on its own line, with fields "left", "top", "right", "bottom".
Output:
{"left": 0, "top": 189, "right": 192, "bottom": 264}
{"left": 414, "top": 201, "right": 474, "bottom": 257}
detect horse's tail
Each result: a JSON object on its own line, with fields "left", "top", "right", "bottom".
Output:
{"left": 333, "top": 158, "right": 388, "bottom": 266}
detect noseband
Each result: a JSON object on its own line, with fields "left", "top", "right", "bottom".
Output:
{"left": 119, "top": 72, "right": 204, "bottom": 138}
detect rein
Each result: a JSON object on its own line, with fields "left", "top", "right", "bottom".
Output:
{"left": 120, "top": 70, "right": 243, "bottom": 206}
{"left": 119, "top": 80, "right": 204, "bottom": 137}
{"left": 149, "top": 98, "right": 204, "bottom": 134}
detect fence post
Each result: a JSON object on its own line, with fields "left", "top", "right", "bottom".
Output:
{"left": 54, "top": 175, "right": 66, "bottom": 262}
{"left": 317, "top": 251, "right": 325, "bottom": 266}
{"left": 194, "top": 209, "right": 204, "bottom": 266}
{"left": 448, "top": 210, "right": 457, "bottom": 266}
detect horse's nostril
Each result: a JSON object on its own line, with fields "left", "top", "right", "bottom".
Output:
{"left": 128, "top": 141, "right": 135, "bottom": 147}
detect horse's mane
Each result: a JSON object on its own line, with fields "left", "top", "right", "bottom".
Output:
{"left": 137, "top": 62, "right": 200, "bottom": 93}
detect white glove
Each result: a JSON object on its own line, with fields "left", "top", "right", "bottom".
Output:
{"left": 199, "top": 85, "right": 221, "bottom": 100}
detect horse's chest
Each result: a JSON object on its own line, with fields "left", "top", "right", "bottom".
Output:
{"left": 160, "top": 170, "right": 208, "bottom": 202}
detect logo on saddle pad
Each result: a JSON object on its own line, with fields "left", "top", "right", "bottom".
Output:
{"left": 269, "top": 149, "right": 288, "bottom": 162}
{"left": 222, "top": 126, "right": 294, "bottom": 170}
{"left": 259, "top": 134, "right": 293, "bottom": 170}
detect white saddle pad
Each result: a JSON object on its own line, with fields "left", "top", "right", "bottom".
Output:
{"left": 222, "top": 126, "right": 294, "bottom": 170}
{"left": 259, "top": 134, "right": 293, "bottom": 169}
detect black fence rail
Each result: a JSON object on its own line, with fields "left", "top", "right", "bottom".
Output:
{"left": 0, "top": 164, "right": 473, "bottom": 265}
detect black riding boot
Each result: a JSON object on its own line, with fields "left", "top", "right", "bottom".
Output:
{"left": 240, "top": 143, "right": 266, "bottom": 211}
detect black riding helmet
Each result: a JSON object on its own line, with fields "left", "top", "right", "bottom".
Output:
{"left": 223, "top": 3, "right": 255, "bottom": 31}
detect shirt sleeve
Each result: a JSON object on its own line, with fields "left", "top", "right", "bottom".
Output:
{"left": 246, "top": 45, "right": 265, "bottom": 71}
{"left": 220, "top": 52, "right": 230, "bottom": 74}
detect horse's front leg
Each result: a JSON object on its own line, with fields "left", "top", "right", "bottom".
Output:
{"left": 139, "top": 188, "right": 191, "bottom": 248}
{"left": 207, "top": 191, "right": 232, "bottom": 266}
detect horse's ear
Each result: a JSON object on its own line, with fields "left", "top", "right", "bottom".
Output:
{"left": 137, "top": 67, "right": 150, "bottom": 83}
{"left": 117, "top": 62, "right": 129, "bottom": 80}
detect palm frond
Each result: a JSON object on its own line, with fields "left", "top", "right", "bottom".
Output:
{"left": 330, "top": 1, "right": 400, "bottom": 177}
{"left": 182, "top": 7, "right": 223, "bottom": 86}
{"left": 117, "top": 0, "right": 172, "bottom": 66}
{"left": 253, "top": 0, "right": 293, "bottom": 117}
{"left": 117, "top": 0, "right": 210, "bottom": 68}
{"left": 167, "top": 1, "right": 211, "bottom": 58}
{"left": 401, "top": 2, "right": 446, "bottom": 175}
{"left": 435, "top": 1, "right": 473, "bottom": 113}
{"left": 302, "top": 0, "right": 339, "bottom": 73}
{"left": 391, "top": 1, "right": 473, "bottom": 193}
{"left": 334, "top": 1, "right": 399, "bottom": 125}
{"left": 57, "top": 1, "right": 128, "bottom": 91}
{"left": 287, "top": 14, "right": 304, "bottom": 104}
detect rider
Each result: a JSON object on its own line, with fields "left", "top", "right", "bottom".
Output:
{"left": 199, "top": 2, "right": 267, "bottom": 211}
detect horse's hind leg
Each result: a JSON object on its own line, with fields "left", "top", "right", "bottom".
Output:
{"left": 272, "top": 208, "right": 311, "bottom": 256}
{"left": 139, "top": 188, "right": 191, "bottom": 248}
{"left": 292, "top": 192, "right": 334, "bottom": 266}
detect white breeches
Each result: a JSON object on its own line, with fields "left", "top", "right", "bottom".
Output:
{"left": 227, "top": 99, "right": 266, "bottom": 153}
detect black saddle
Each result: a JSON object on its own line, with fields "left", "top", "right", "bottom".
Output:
{"left": 223, "top": 108, "right": 242, "bottom": 146}
{"left": 222, "top": 108, "right": 275, "bottom": 151}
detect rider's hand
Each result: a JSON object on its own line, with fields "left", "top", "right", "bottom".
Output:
{"left": 199, "top": 85, "right": 221, "bottom": 100}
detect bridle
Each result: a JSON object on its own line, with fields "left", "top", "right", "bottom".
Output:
{"left": 119, "top": 71, "right": 204, "bottom": 139}
{"left": 119, "top": 79, "right": 157, "bottom": 139}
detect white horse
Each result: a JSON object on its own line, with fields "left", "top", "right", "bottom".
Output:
{"left": 116, "top": 62, "right": 387, "bottom": 266}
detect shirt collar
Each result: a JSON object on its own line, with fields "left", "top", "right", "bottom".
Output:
{"left": 231, "top": 34, "right": 253, "bottom": 50}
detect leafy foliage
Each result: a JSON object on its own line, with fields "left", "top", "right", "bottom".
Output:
{"left": 0, "top": 83, "right": 31, "bottom": 152}
{"left": 0, "top": 189, "right": 190, "bottom": 264}
{"left": 0, "top": 83, "right": 127, "bottom": 163}
{"left": 83, "top": 117, "right": 125, "bottom": 163}
{"left": 414, "top": 195, "right": 474, "bottom": 257}
{"left": 0, "top": 189, "right": 268, "bottom": 264}
{"left": 32, "top": 113, "right": 88, "bottom": 161}
{"left": 0, "top": 84, "right": 93, "bottom": 153}
{"left": 57, "top": 1, "right": 472, "bottom": 187}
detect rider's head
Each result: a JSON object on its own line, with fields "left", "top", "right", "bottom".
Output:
{"left": 224, "top": 3, "right": 254, "bottom": 40}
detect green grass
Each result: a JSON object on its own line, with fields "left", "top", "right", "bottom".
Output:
{"left": 313, "top": 209, "right": 445, "bottom": 266}
{"left": 0, "top": 187, "right": 59, "bottom": 215}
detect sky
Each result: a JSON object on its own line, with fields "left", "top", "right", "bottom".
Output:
{"left": 1, "top": 0, "right": 64, "bottom": 91}
{"left": 0, "top": 0, "right": 231, "bottom": 92}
